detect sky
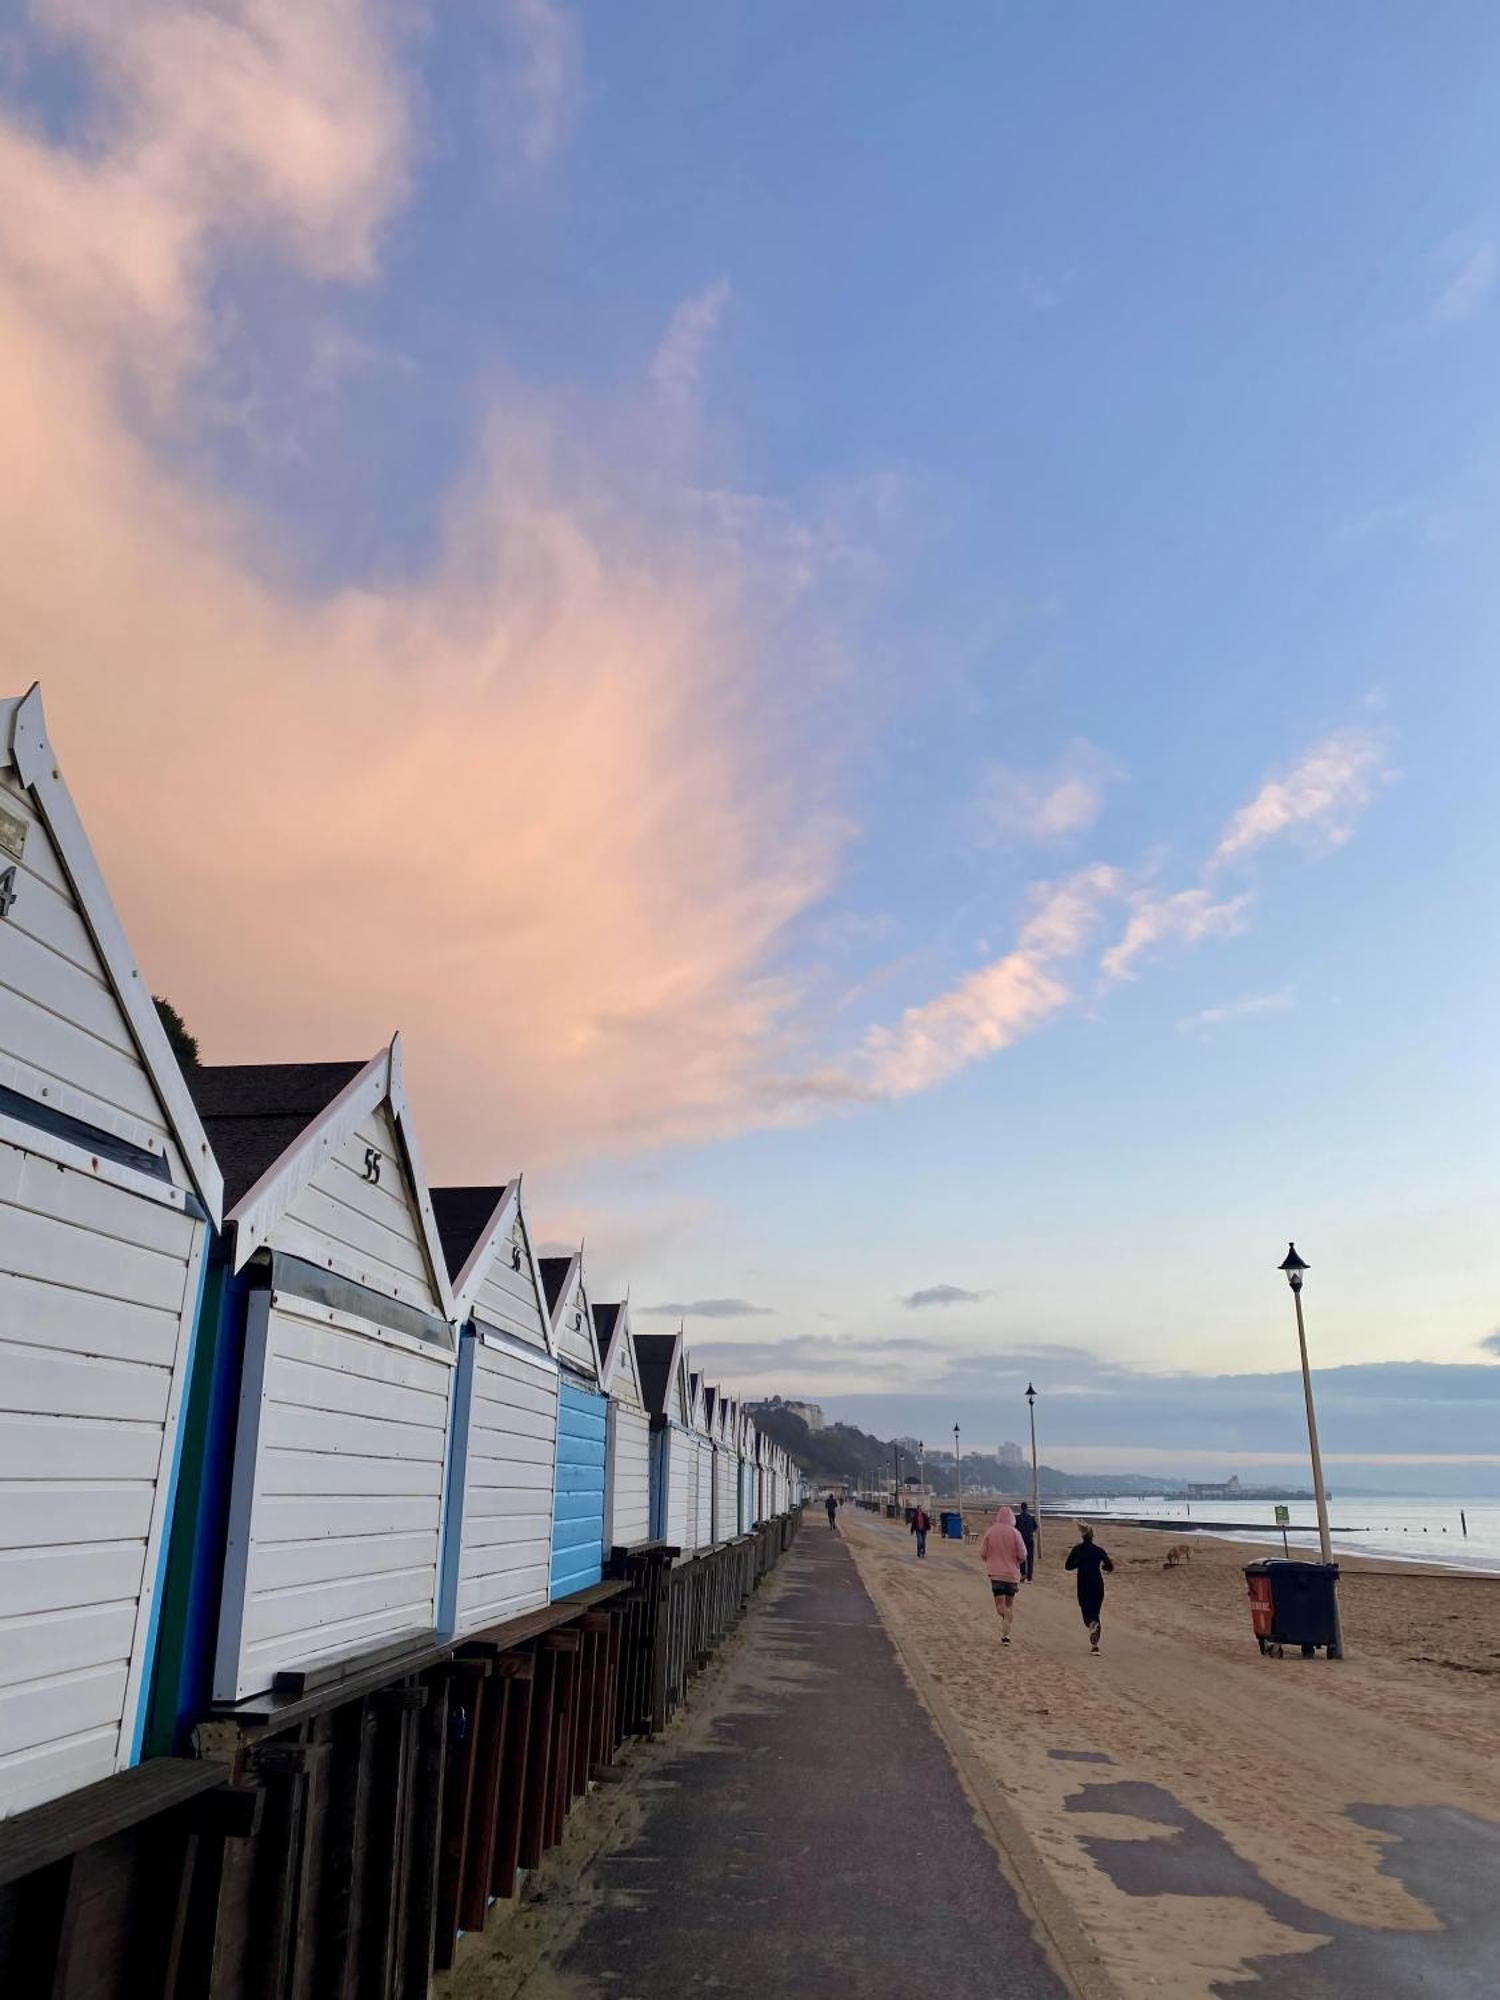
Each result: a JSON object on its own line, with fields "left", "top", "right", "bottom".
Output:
{"left": 3, "top": 3, "right": 1498, "bottom": 1480}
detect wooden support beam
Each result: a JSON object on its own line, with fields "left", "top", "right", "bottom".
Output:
{"left": 306, "top": 1701, "right": 375, "bottom": 1999}
{"left": 433, "top": 1661, "right": 487, "bottom": 1973}
{"left": 398, "top": 1673, "right": 449, "bottom": 2000}
{"left": 491, "top": 1655, "right": 536, "bottom": 1902}
{"left": 516, "top": 1648, "right": 556, "bottom": 1873}
{"left": 458, "top": 1675, "right": 510, "bottom": 1934}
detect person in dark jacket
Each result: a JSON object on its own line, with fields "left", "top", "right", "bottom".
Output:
{"left": 1014, "top": 1501, "right": 1037, "bottom": 1582}
{"left": 909, "top": 1505, "right": 932, "bottom": 1559}
{"left": 1064, "top": 1523, "right": 1114, "bottom": 1654}
{"left": 825, "top": 1492, "right": 839, "bottom": 1530}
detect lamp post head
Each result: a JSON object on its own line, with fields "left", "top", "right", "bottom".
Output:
{"left": 1278, "top": 1242, "right": 1309, "bottom": 1293}
{"left": 1025, "top": 1382, "right": 1037, "bottom": 1405}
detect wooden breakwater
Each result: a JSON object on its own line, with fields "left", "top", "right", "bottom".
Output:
{"left": 0, "top": 1515, "right": 801, "bottom": 1999}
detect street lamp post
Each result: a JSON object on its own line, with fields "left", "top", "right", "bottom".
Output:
{"left": 1025, "top": 1383, "right": 1042, "bottom": 1559}
{"left": 1279, "top": 1242, "right": 1343, "bottom": 1659}
{"left": 953, "top": 1423, "right": 962, "bottom": 1525}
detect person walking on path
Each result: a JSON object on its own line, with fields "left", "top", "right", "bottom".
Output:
{"left": 1065, "top": 1523, "right": 1115, "bottom": 1654}
{"left": 825, "top": 1492, "right": 839, "bottom": 1531}
{"left": 980, "top": 1505, "right": 1029, "bottom": 1645}
{"left": 1014, "top": 1501, "right": 1037, "bottom": 1582}
{"left": 909, "top": 1504, "right": 932, "bottom": 1559}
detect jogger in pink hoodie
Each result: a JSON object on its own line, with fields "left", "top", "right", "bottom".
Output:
{"left": 981, "top": 1506, "right": 1029, "bottom": 1646}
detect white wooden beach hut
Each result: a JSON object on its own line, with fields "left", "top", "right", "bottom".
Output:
{"left": 737, "top": 1406, "right": 758, "bottom": 1532}
{"left": 705, "top": 1387, "right": 738, "bottom": 1543}
{"left": 594, "top": 1301, "right": 652, "bottom": 1555}
{"left": 538, "top": 1252, "right": 608, "bottom": 1598}
{"left": 0, "top": 686, "right": 223, "bottom": 1818}
{"left": 430, "top": 1179, "right": 558, "bottom": 1638}
{"left": 634, "top": 1331, "right": 693, "bottom": 1550}
{"left": 190, "top": 1041, "right": 457, "bottom": 1703}
{"left": 687, "top": 1369, "right": 715, "bottom": 1552}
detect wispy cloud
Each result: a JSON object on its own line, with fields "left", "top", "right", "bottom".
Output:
{"left": 1178, "top": 989, "right": 1294, "bottom": 1034}
{"left": 854, "top": 865, "right": 1121, "bottom": 1097}
{"left": 651, "top": 278, "right": 733, "bottom": 437}
{"left": 973, "top": 740, "right": 1120, "bottom": 846}
{"left": 1429, "top": 236, "right": 1496, "bottom": 328}
{"left": 494, "top": 0, "right": 581, "bottom": 171}
{"left": 901, "top": 1284, "right": 989, "bottom": 1309}
{"left": 640, "top": 1298, "right": 773, "bottom": 1320}
{"left": 1480, "top": 1332, "right": 1500, "bottom": 1359}
{"left": 1211, "top": 727, "right": 1392, "bottom": 868}
{"left": 1101, "top": 887, "right": 1251, "bottom": 983}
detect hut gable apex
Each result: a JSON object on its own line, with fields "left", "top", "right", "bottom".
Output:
{"left": 539, "top": 1249, "right": 603, "bottom": 1378}
{"left": 631, "top": 1331, "right": 689, "bottom": 1423}
{"left": 431, "top": 1178, "right": 553, "bottom": 1352}
{"left": 668, "top": 1347, "right": 690, "bottom": 1425}
{"left": 203, "top": 1038, "right": 454, "bottom": 1319}
{"left": 597, "top": 1301, "right": 644, "bottom": 1408}
{"left": 0, "top": 685, "right": 222, "bottom": 1217}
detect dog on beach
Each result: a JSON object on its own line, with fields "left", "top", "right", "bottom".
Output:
{"left": 1162, "top": 1543, "right": 1193, "bottom": 1569}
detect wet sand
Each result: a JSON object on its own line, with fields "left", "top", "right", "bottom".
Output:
{"left": 842, "top": 1507, "right": 1500, "bottom": 1997}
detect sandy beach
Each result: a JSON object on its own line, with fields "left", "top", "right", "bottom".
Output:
{"left": 842, "top": 1506, "right": 1500, "bottom": 1996}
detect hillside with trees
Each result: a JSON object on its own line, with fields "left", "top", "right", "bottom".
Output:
{"left": 749, "top": 1401, "right": 1167, "bottom": 1498}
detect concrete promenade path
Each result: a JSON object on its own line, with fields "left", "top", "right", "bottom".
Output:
{"left": 535, "top": 1524, "right": 1076, "bottom": 1997}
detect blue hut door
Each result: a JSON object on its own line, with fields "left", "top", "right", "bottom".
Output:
{"left": 550, "top": 1375, "right": 607, "bottom": 1597}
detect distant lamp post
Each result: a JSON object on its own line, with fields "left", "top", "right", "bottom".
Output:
{"left": 1025, "top": 1383, "right": 1042, "bottom": 1558}
{"left": 953, "top": 1423, "right": 962, "bottom": 1520}
{"left": 1279, "top": 1241, "right": 1344, "bottom": 1658}
{"left": 918, "top": 1439, "right": 925, "bottom": 1493}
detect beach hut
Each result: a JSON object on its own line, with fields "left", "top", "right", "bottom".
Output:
{"left": 634, "top": 1330, "right": 693, "bottom": 1550}
{"left": 687, "top": 1369, "right": 715, "bottom": 1551}
{"left": 738, "top": 1407, "right": 759, "bottom": 1532}
{"left": 431, "top": 1179, "right": 558, "bottom": 1638}
{"left": 595, "top": 1300, "right": 653, "bottom": 1555}
{"left": 538, "top": 1252, "right": 608, "bottom": 1598}
{"left": 0, "top": 686, "right": 222, "bottom": 1818}
{"left": 705, "top": 1387, "right": 738, "bottom": 1543}
{"left": 187, "top": 1041, "right": 457, "bottom": 1704}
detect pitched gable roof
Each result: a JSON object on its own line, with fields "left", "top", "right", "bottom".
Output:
{"left": 192, "top": 1037, "right": 455, "bottom": 1318}
{"left": 633, "top": 1332, "right": 681, "bottom": 1418}
{"left": 2, "top": 684, "right": 223, "bottom": 1219}
{"left": 190, "top": 1061, "right": 364, "bottom": 1211}
{"left": 430, "top": 1183, "right": 508, "bottom": 1282}
{"left": 538, "top": 1255, "right": 575, "bottom": 1317}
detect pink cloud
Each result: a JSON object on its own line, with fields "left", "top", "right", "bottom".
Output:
{"left": 0, "top": 6, "right": 850, "bottom": 1178}
{"left": 853, "top": 865, "right": 1121, "bottom": 1097}
{"left": 1211, "top": 727, "right": 1391, "bottom": 868}
{"left": 1100, "top": 887, "right": 1251, "bottom": 983}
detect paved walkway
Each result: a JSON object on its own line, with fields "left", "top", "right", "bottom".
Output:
{"left": 546, "top": 1526, "right": 1070, "bottom": 1997}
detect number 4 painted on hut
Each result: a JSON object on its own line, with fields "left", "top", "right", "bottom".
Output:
{"left": 0, "top": 865, "right": 16, "bottom": 919}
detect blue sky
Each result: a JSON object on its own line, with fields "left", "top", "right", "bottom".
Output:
{"left": 4, "top": 3, "right": 1497, "bottom": 1474}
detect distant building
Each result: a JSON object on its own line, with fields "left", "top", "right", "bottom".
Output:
{"left": 1185, "top": 1475, "right": 1241, "bottom": 1500}
{"left": 997, "top": 1441, "right": 1024, "bottom": 1468}
{"left": 783, "top": 1400, "right": 825, "bottom": 1432}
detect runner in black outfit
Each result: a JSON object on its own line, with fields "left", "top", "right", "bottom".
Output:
{"left": 1064, "top": 1523, "right": 1114, "bottom": 1655}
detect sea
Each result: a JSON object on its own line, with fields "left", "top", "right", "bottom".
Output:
{"left": 1068, "top": 1494, "right": 1500, "bottom": 1575}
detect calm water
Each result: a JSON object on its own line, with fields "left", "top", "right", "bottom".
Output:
{"left": 1067, "top": 1495, "right": 1500, "bottom": 1574}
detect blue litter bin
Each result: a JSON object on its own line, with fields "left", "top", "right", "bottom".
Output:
{"left": 940, "top": 1511, "right": 963, "bottom": 1539}
{"left": 1245, "top": 1559, "right": 1341, "bottom": 1658}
